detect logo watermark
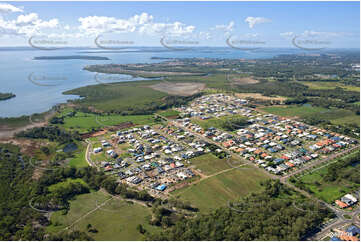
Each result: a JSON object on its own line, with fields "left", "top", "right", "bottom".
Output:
{"left": 292, "top": 35, "right": 331, "bottom": 51}
{"left": 226, "top": 35, "right": 266, "bottom": 51}
{"left": 160, "top": 36, "right": 199, "bottom": 51}
{"left": 95, "top": 34, "right": 134, "bottom": 50}
{"left": 228, "top": 197, "right": 319, "bottom": 213}
{"left": 28, "top": 72, "right": 67, "bottom": 87}
{"left": 94, "top": 115, "right": 118, "bottom": 128}
{"left": 29, "top": 197, "right": 62, "bottom": 213}
{"left": 28, "top": 157, "right": 63, "bottom": 171}
{"left": 94, "top": 73, "right": 133, "bottom": 85}
{"left": 329, "top": 231, "right": 353, "bottom": 238}
{"left": 28, "top": 36, "right": 69, "bottom": 50}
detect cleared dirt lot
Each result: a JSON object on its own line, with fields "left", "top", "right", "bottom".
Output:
{"left": 235, "top": 93, "right": 287, "bottom": 102}
{"left": 227, "top": 74, "right": 260, "bottom": 85}
{"left": 149, "top": 82, "right": 206, "bottom": 96}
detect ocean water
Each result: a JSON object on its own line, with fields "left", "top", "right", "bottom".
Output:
{"left": 0, "top": 47, "right": 301, "bottom": 117}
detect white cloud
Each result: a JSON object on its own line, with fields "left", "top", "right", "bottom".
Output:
{"left": 199, "top": 31, "right": 211, "bottom": 40}
{"left": 0, "top": 3, "right": 23, "bottom": 14}
{"left": 78, "top": 12, "right": 155, "bottom": 35}
{"left": 79, "top": 13, "right": 194, "bottom": 37}
{"left": 213, "top": 21, "right": 234, "bottom": 33}
{"left": 280, "top": 32, "right": 294, "bottom": 38}
{"left": 140, "top": 21, "right": 195, "bottom": 36}
{"left": 16, "top": 13, "right": 39, "bottom": 24}
{"left": 245, "top": 17, "right": 271, "bottom": 29}
{"left": 295, "top": 30, "right": 355, "bottom": 39}
{"left": 0, "top": 12, "right": 59, "bottom": 37}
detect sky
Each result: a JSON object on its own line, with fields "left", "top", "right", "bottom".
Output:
{"left": 0, "top": 1, "right": 359, "bottom": 48}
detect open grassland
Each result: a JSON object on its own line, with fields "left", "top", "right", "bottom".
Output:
{"left": 67, "top": 142, "right": 88, "bottom": 168}
{"left": 261, "top": 105, "right": 360, "bottom": 126}
{"left": 189, "top": 153, "right": 238, "bottom": 176}
{"left": 47, "top": 190, "right": 157, "bottom": 240}
{"left": 297, "top": 166, "right": 359, "bottom": 204}
{"left": 171, "top": 167, "right": 269, "bottom": 213}
{"left": 48, "top": 178, "right": 88, "bottom": 192}
{"left": 71, "top": 199, "right": 156, "bottom": 241}
{"left": 57, "top": 111, "right": 157, "bottom": 134}
{"left": 63, "top": 81, "right": 168, "bottom": 113}
{"left": 296, "top": 152, "right": 360, "bottom": 204}
{"left": 300, "top": 81, "right": 360, "bottom": 92}
{"left": 328, "top": 112, "right": 360, "bottom": 126}
{"left": 156, "top": 109, "right": 180, "bottom": 118}
{"left": 47, "top": 191, "right": 111, "bottom": 233}
{"left": 261, "top": 105, "right": 328, "bottom": 117}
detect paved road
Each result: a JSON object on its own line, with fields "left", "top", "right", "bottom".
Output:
{"left": 281, "top": 145, "right": 359, "bottom": 182}
{"left": 169, "top": 118, "right": 360, "bottom": 239}
{"left": 85, "top": 138, "right": 95, "bottom": 168}
{"left": 86, "top": 114, "right": 359, "bottom": 239}
{"left": 171, "top": 120, "right": 279, "bottom": 180}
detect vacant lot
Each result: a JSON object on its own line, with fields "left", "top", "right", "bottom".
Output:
{"left": 67, "top": 142, "right": 88, "bottom": 168}
{"left": 235, "top": 93, "right": 287, "bottom": 102}
{"left": 227, "top": 74, "right": 259, "bottom": 85}
{"left": 262, "top": 105, "right": 360, "bottom": 126}
{"left": 261, "top": 105, "right": 328, "bottom": 118}
{"left": 189, "top": 153, "right": 237, "bottom": 176}
{"left": 295, "top": 152, "right": 360, "bottom": 204}
{"left": 47, "top": 190, "right": 157, "bottom": 240}
{"left": 300, "top": 81, "right": 360, "bottom": 92}
{"left": 150, "top": 82, "right": 206, "bottom": 96}
{"left": 171, "top": 167, "right": 269, "bottom": 212}
{"left": 57, "top": 111, "right": 157, "bottom": 134}
{"left": 156, "top": 109, "right": 180, "bottom": 118}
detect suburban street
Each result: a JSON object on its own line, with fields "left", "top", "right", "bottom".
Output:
{"left": 167, "top": 116, "right": 359, "bottom": 240}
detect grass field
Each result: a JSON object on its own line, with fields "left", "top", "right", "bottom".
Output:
{"left": 296, "top": 152, "right": 360, "bottom": 204}
{"left": 171, "top": 167, "right": 269, "bottom": 212}
{"left": 48, "top": 178, "right": 88, "bottom": 192}
{"left": 189, "top": 153, "right": 239, "bottom": 176}
{"left": 261, "top": 105, "right": 328, "bottom": 117}
{"left": 261, "top": 105, "right": 360, "bottom": 126}
{"left": 330, "top": 112, "right": 360, "bottom": 126}
{"left": 300, "top": 81, "right": 360, "bottom": 92}
{"left": 57, "top": 111, "right": 157, "bottom": 133}
{"left": 156, "top": 109, "right": 180, "bottom": 118}
{"left": 63, "top": 81, "right": 168, "bottom": 113}
{"left": 47, "top": 190, "right": 158, "bottom": 240}
{"left": 68, "top": 143, "right": 88, "bottom": 168}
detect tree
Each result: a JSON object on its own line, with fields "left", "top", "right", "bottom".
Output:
{"left": 136, "top": 224, "right": 146, "bottom": 234}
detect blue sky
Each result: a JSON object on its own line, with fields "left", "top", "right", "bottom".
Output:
{"left": 0, "top": 1, "right": 359, "bottom": 48}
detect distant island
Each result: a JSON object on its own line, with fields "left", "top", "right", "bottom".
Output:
{"left": 33, "top": 55, "right": 110, "bottom": 60}
{"left": 0, "top": 92, "right": 15, "bottom": 101}
{"left": 151, "top": 57, "right": 175, "bottom": 60}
